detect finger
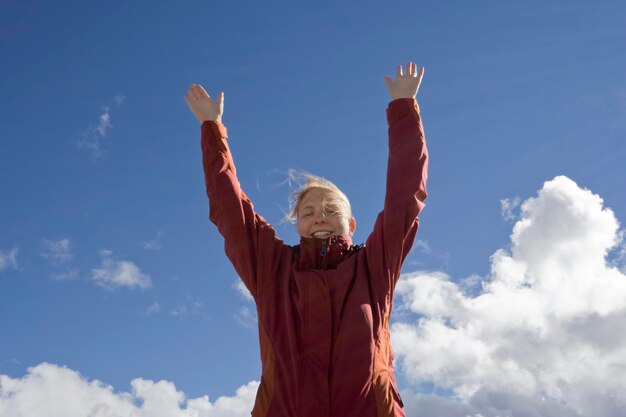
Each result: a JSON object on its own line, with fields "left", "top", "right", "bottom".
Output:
{"left": 194, "top": 85, "right": 209, "bottom": 100}
{"left": 193, "top": 85, "right": 205, "bottom": 100}
{"left": 418, "top": 66, "right": 425, "bottom": 81}
{"left": 197, "top": 85, "right": 210, "bottom": 99}
{"left": 190, "top": 85, "right": 202, "bottom": 100}
{"left": 218, "top": 91, "right": 224, "bottom": 107}
{"left": 406, "top": 61, "right": 411, "bottom": 77}
{"left": 412, "top": 62, "right": 416, "bottom": 77}
{"left": 396, "top": 64, "right": 402, "bottom": 78}
{"left": 186, "top": 87, "right": 194, "bottom": 100}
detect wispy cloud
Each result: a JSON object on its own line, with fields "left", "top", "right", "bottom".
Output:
{"left": 141, "top": 230, "right": 164, "bottom": 251}
{"left": 76, "top": 93, "right": 125, "bottom": 158}
{"left": 114, "top": 93, "right": 126, "bottom": 105}
{"left": 145, "top": 301, "right": 161, "bottom": 315}
{"left": 91, "top": 249, "right": 151, "bottom": 290}
{"left": 0, "top": 247, "right": 19, "bottom": 272}
{"left": 0, "top": 363, "right": 259, "bottom": 417}
{"left": 234, "top": 306, "right": 257, "bottom": 330}
{"left": 233, "top": 281, "right": 254, "bottom": 302}
{"left": 413, "top": 239, "right": 431, "bottom": 255}
{"left": 393, "top": 176, "right": 626, "bottom": 417}
{"left": 500, "top": 196, "right": 521, "bottom": 221}
{"left": 51, "top": 269, "right": 79, "bottom": 281}
{"left": 40, "top": 238, "right": 73, "bottom": 265}
{"left": 407, "top": 239, "right": 449, "bottom": 271}
{"left": 40, "top": 238, "right": 79, "bottom": 280}
{"left": 233, "top": 281, "right": 257, "bottom": 329}
{"left": 169, "top": 296, "right": 210, "bottom": 320}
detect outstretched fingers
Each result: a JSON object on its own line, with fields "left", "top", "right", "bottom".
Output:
{"left": 196, "top": 85, "right": 210, "bottom": 99}
{"left": 405, "top": 62, "right": 421, "bottom": 77}
{"left": 186, "top": 84, "right": 210, "bottom": 101}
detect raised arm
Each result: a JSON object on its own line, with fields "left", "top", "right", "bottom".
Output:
{"left": 366, "top": 62, "right": 428, "bottom": 298}
{"left": 185, "top": 85, "right": 285, "bottom": 300}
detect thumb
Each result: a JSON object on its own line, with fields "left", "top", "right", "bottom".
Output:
{"left": 218, "top": 92, "right": 224, "bottom": 107}
{"left": 384, "top": 75, "right": 392, "bottom": 89}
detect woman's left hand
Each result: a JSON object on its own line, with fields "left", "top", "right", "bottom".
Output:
{"left": 384, "top": 61, "right": 424, "bottom": 100}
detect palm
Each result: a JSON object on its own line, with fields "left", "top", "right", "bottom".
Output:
{"left": 184, "top": 84, "right": 224, "bottom": 124}
{"left": 384, "top": 62, "right": 424, "bottom": 100}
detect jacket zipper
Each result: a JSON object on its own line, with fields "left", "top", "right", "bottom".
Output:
{"left": 320, "top": 239, "right": 328, "bottom": 256}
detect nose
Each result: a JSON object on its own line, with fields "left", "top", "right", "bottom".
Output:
{"left": 312, "top": 213, "right": 327, "bottom": 224}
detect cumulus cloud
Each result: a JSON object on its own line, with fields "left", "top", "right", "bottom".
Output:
{"left": 91, "top": 249, "right": 151, "bottom": 290}
{"left": 392, "top": 176, "right": 626, "bottom": 416}
{"left": 0, "top": 362, "right": 258, "bottom": 417}
{"left": 77, "top": 93, "right": 125, "bottom": 158}
{"left": 40, "top": 238, "right": 73, "bottom": 265}
{"left": 0, "top": 247, "right": 19, "bottom": 272}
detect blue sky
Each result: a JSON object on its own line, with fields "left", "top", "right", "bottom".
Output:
{"left": 1, "top": 1, "right": 626, "bottom": 416}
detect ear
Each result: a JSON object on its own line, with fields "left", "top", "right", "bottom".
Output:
{"left": 349, "top": 217, "right": 356, "bottom": 235}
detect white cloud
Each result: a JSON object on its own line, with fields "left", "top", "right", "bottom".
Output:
{"left": 500, "top": 196, "right": 521, "bottom": 221}
{"left": 40, "top": 238, "right": 73, "bottom": 265}
{"left": 413, "top": 239, "right": 431, "bottom": 255}
{"left": 5, "top": 175, "right": 624, "bottom": 417}
{"left": 51, "top": 269, "right": 79, "bottom": 281}
{"left": 0, "top": 362, "right": 258, "bottom": 417}
{"left": 0, "top": 247, "right": 19, "bottom": 272}
{"left": 392, "top": 176, "right": 626, "bottom": 416}
{"left": 145, "top": 301, "right": 161, "bottom": 315}
{"left": 114, "top": 93, "right": 126, "bottom": 105}
{"left": 233, "top": 281, "right": 257, "bottom": 329}
{"left": 141, "top": 230, "right": 163, "bottom": 251}
{"left": 234, "top": 306, "right": 258, "bottom": 330}
{"left": 91, "top": 249, "right": 151, "bottom": 290}
{"left": 233, "top": 281, "right": 254, "bottom": 302}
{"left": 77, "top": 93, "right": 125, "bottom": 158}
{"left": 77, "top": 107, "right": 111, "bottom": 158}
{"left": 170, "top": 296, "right": 210, "bottom": 319}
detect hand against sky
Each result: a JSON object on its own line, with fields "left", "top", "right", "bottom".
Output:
{"left": 384, "top": 61, "right": 424, "bottom": 100}
{"left": 184, "top": 84, "right": 224, "bottom": 124}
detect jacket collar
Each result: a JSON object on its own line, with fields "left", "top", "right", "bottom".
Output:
{"left": 295, "top": 235, "right": 356, "bottom": 270}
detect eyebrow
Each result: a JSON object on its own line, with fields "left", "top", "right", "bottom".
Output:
{"left": 299, "top": 203, "right": 340, "bottom": 213}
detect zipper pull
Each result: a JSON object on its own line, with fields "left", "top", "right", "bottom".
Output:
{"left": 320, "top": 240, "right": 327, "bottom": 256}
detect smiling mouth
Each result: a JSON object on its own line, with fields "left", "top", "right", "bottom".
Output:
{"left": 312, "top": 231, "right": 333, "bottom": 238}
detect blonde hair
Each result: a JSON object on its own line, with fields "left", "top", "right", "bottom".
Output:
{"left": 284, "top": 173, "right": 352, "bottom": 224}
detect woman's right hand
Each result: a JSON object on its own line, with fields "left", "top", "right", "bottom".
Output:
{"left": 184, "top": 84, "right": 224, "bottom": 124}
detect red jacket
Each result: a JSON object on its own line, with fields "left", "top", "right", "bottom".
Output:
{"left": 201, "top": 98, "right": 428, "bottom": 417}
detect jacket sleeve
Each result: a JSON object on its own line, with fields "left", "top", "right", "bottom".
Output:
{"left": 365, "top": 98, "right": 428, "bottom": 298}
{"left": 201, "top": 121, "right": 285, "bottom": 300}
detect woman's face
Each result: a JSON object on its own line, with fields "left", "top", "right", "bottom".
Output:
{"left": 295, "top": 188, "right": 356, "bottom": 239}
